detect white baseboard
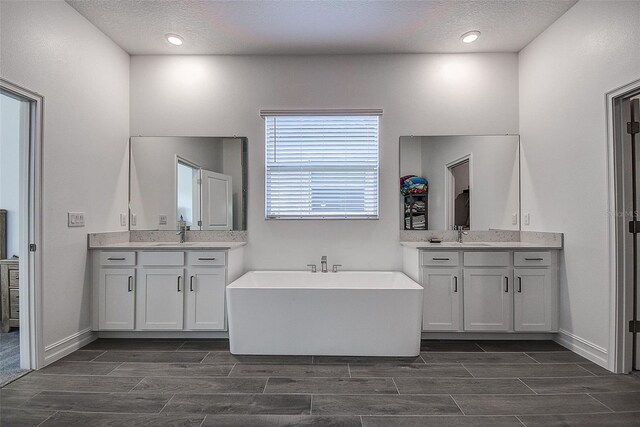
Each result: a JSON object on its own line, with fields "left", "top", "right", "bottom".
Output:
{"left": 422, "top": 332, "right": 556, "bottom": 340}
{"left": 43, "top": 328, "right": 97, "bottom": 367}
{"left": 98, "top": 331, "right": 229, "bottom": 339}
{"left": 555, "top": 329, "right": 609, "bottom": 369}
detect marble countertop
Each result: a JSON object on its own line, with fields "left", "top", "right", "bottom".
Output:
{"left": 400, "top": 241, "right": 562, "bottom": 250}
{"left": 89, "top": 241, "right": 246, "bottom": 250}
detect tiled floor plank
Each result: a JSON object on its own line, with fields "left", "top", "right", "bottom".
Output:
{"left": 133, "top": 376, "right": 267, "bottom": 394}
{"left": 40, "top": 411, "right": 206, "bottom": 426}
{"left": 312, "top": 394, "right": 462, "bottom": 416}
{"left": 590, "top": 391, "right": 640, "bottom": 412}
{"left": 522, "top": 375, "right": 640, "bottom": 394}
{"left": 349, "top": 363, "right": 471, "bottom": 378}
{"left": 201, "top": 414, "right": 362, "bottom": 426}
{"left": 517, "top": 412, "right": 640, "bottom": 426}
{"left": 109, "top": 362, "right": 234, "bottom": 377}
{"left": 94, "top": 351, "right": 207, "bottom": 363}
{"left": 394, "top": 377, "right": 534, "bottom": 395}
{"left": 5, "top": 373, "right": 143, "bottom": 392}
{"left": 265, "top": 377, "right": 398, "bottom": 394}
{"left": 25, "top": 391, "right": 170, "bottom": 413}
{"left": 0, "top": 408, "right": 55, "bottom": 427}
{"left": 453, "top": 394, "right": 610, "bottom": 415}
{"left": 464, "top": 363, "right": 594, "bottom": 378}
{"left": 229, "top": 364, "right": 349, "bottom": 377}
{"left": 362, "top": 415, "right": 523, "bottom": 427}
{"left": 421, "top": 352, "right": 536, "bottom": 364}
{"left": 163, "top": 393, "right": 312, "bottom": 415}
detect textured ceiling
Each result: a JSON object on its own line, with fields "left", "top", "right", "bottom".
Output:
{"left": 66, "top": 0, "right": 577, "bottom": 55}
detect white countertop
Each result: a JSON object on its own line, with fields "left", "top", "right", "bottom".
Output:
{"left": 90, "top": 241, "right": 246, "bottom": 250}
{"left": 400, "top": 241, "right": 562, "bottom": 250}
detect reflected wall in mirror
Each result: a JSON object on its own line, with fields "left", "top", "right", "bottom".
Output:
{"left": 400, "top": 135, "right": 520, "bottom": 231}
{"left": 130, "top": 137, "right": 247, "bottom": 231}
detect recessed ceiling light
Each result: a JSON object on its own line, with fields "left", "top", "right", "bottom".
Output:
{"left": 166, "top": 34, "right": 183, "bottom": 46}
{"left": 461, "top": 31, "right": 481, "bottom": 44}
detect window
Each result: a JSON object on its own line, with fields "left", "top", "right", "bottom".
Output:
{"left": 264, "top": 113, "right": 380, "bottom": 219}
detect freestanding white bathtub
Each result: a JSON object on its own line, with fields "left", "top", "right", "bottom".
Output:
{"left": 226, "top": 271, "right": 423, "bottom": 356}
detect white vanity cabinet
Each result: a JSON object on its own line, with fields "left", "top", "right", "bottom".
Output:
{"left": 137, "top": 268, "right": 185, "bottom": 330}
{"left": 463, "top": 268, "right": 513, "bottom": 331}
{"left": 93, "top": 249, "right": 233, "bottom": 332}
{"left": 421, "top": 268, "right": 461, "bottom": 331}
{"left": 414, "top": 249, "right": 559, "bottom": 334}
{"left": 98, "top": 268, "right": 135, "bottom": 330}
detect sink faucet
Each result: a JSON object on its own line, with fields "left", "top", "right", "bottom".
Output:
{"left": 455, "top": 225, "right": 468, "bottom": 243}
{"left": 177, "top": 215, "right": 187, "bottom": 243}
{"left": 321, "top": 256, "right": 328, "bottom": 273}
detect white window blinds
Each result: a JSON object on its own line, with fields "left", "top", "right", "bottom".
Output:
{"left": 265, "top": 114, "right": 379, "bottom": 219}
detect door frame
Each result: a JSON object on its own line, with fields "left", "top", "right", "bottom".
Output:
{"left": 0, "top": 78, "right": 44, "bottom": 369}
{"left": 444, "top": 154, "right": 472, "bottom": 230}
{"left": 607, "top": 79, "right": 640, "bottom": 373}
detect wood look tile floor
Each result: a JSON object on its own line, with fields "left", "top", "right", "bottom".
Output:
{"left": 1, "top": 339, "right": 640, "bottom": 426}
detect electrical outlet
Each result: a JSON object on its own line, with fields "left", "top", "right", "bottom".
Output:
{"left": 130, "top": 213, "right": 137, "bottom": 227}
{"left": 524, "top": 213, "right": 531, "bottom": 226}
{"left": 512, "top": 213, "right": 518, "bottom": 225}
{"left": 120, "top": 213, "right": 127, "bottom": 227}
{"left": 68, "top": 212, "right": 85, "bottom": 227}
{"left": 159, "top": 214, "right": 168, "bottom": 225}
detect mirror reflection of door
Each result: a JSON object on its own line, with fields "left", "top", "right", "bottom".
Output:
{"left": 176, "top": 160, "right": 201, "bottom": 229}
{"left": 450, "top": 160, "right": 470, "bottom": 230}
{"left": 176, "top": 160, "right": 233, "bottom": 231}
{"left": 201, "top": 170, "right": 233, "bottom": 231}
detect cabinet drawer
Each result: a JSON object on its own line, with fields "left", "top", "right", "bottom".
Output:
{"left": 9, "top": 270, "right": 19, "bottom": 287}
{"left": 139, "top": 251, "right": 184, "bottom": 267}
{"left": 187, "top": 251, "right": 226, "bottom": 267}
{"left": 514, "top": 252, "right": 551, "bottom": 267}
{"left": 100, "top": 251, "right": 136, "bottom": 266}
{"left": 421, "top": 251, "right": 459, "bottom": 267}
{"left": 464, "top": 251, "right": 510, "bottom": 267}
{"left": 9, "top": 289, "right": 19, "bottom": 305}
{"left": 10, "top": 303, "right": 20, "bottom": 318}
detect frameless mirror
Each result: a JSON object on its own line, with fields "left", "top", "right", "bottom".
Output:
{"left": 399, "top": 135, "right": 520, "bottom": 231}
{"left": 129, "top": 137, "right": 247, "bottom": 231}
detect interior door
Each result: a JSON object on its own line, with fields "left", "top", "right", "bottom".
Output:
{"left": 629, "top": 97, "right": 640, "bottom": 370}
{"left": 201, "top": 170, "right": 233, "bottom": 230}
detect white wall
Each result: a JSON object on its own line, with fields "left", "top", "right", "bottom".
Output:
{"left": 419, "top": 135, "right": 519, "bottom": 230}
{"left": 130, "top": 136, "right": 223, "bottom": 230}
{"left": 519, "top": 0, "right": 640, "bottom": 365}
{"left": 0, "top": 94, "right": 22, "bottom": 258}
{"left": 131, "top": 54, "right": 519, "bottom": 270}
{"left": 0, "top": 1, "right": 130, "bottom": 351}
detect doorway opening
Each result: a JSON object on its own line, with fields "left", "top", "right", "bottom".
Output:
{"left": 610, "top": 80, "right": 640, "bottom": 374}
{"left": 447, "top": 156, "right": 471, "bottom": 230}
{"left": 0, "top": 79, "right": 43, "bottom": 383}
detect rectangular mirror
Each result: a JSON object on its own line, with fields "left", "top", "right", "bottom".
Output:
{"left": 399, "top": 135, "right": 520, "bottom": 231}
{"left": 130, "top": 136, "right": 247, "bottom": 231}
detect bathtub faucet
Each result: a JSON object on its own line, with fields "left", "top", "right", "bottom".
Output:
{"left": 321, "top": 256, "right": 328, "bottom": 273}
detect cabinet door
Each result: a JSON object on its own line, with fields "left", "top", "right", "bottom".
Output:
{"left": 514, "top": 268, "right": 553, "bottom": 332}
{"left": 137, "top": 268, "right": 184, "bottom": 330}
{"left": 463, "top": 268, "right": 513, "bottom": 331}
{"left": 186, "top": 268, "right": 226, "bottom": 330}
{"left": 98, "top": 268, "right": 135, "bottom": 330}
{"left": 422, "top": 268, "right": 462, "bottom": 331}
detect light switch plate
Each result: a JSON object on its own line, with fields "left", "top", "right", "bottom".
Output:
{"left": 524, "top": 213, "right": 531, "bottom": 226}
{"left": 68, "top": 212, "right": 85, "bottom": 227}
{"left": 120, "top": 213, "right": 127, "bottom": 227}
{"left": 159, "top": 214, "right": 168, "bottom": 225}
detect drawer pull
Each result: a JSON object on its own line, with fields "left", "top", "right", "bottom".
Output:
{"left": 190, "top": 276, "right": 195, "bottom": 292}
{"left": 504, "top": 276, "right": 509, "bottom": 293}
{"left": 453, "top": 276, "right": 458, "bottom": 293}
{"left": 107, "top": 257, "right": 126, "bottom": 261}
{"left": 177, "top": 276, "right": 182, "bottom": 292}
{"left": 128, "top": 276, "right": 133, "bottom": 292}
{"left": 517, "top": 276, "right": 522, "bottom": 293}
{"left": 198, "top": 257, "right": 216, "bottom": 261}
{"left": 432, "top": 257, "right": 450, "bottom": 261}
{"left": 524, "top": 257, "right": 544, "bottom": 261}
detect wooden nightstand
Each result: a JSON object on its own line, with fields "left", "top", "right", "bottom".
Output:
{"left": 1, "top": 259, "right": 19, "bottom": 333}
